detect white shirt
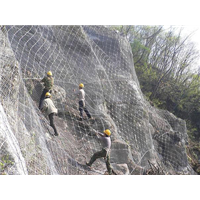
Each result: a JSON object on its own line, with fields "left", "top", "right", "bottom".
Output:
{"left": 77, "top": 89, "right": 85, "bottom": 101}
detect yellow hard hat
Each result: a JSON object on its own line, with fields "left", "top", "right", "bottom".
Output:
{"left": 104, "top": 129, "right": 111, "bottom": 136}
{"left": 47, "top": 71, "right": 52, "bottom": 76}
{"left": 79, "top": 83, "right": 84, "bottom": 88}
{"left": 45, "top": 92, "right": 51, "bottom": 97}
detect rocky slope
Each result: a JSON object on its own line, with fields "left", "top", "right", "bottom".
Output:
{"left": 0, "top": 25, "right": 195, "bottom": 175}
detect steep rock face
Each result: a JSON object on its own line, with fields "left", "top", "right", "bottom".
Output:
{"left": 0, "top": 25, "right": 195, "bottom": 174}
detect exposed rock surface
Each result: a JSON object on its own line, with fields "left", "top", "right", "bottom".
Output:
{"left": 0, "top": 25, "right": 195, "bottom": 175}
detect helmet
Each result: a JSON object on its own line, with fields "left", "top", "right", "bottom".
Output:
{"left": 47, "top": 71, "right": 52, "bottom": 76}
{"left": 79, "top": 83, "right": 84, "bottom": 88}
{"left": 45, "top": 92, "right": 51, "bottom": 97}
{"left": 104, "top": 129, "right": 111, "bottom": 136}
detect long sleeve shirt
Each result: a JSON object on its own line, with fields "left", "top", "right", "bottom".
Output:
{"left": 42, "top": 98, "right": 58, "bottom": 115}
{"left": 41, "top": 76, "right": 54, "bottom": 90}
{"left": 75, "top": 89, "right": 85, "bottom": 102}
{"left": 95, "top": 131, "right": 111, "bottom": 152}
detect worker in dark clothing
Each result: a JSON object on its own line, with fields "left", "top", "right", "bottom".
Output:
{"left": 39, "top": 71, "right": 54, "bottom": 110}
{"left": 41, "top": 92, "right": 59, "bottom": 136}
{"left": 86, "top": 129, "right": 112, "bottom": 175}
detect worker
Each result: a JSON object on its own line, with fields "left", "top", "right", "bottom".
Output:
{"left": 86, "top": 129, "right": 112, "bottom": 175}
{"left": 39, "top": 71, "right": 54, "bottom": 110}
{"left": 41, "top": 92, "right": 59, "bottom": 136}
{"left": 75, "top": 83, "right": 92, "bottom": 121}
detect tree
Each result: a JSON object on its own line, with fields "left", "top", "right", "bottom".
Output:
{"left": 111, "top": 25, "right": 200, "bottom": 172}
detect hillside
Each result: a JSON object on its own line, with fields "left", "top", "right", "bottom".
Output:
{"left": 0, "top": 25, "right": 195, "bottom": 175}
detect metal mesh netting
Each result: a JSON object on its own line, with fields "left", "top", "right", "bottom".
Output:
{"left": 0, "top": 25, "right": 192, "bottom": 175}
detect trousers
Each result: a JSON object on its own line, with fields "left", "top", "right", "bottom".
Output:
{"left": 79, "top": 100, "right": 91, "bottom": 119}
{"left": 88, "top": 149, "right": 112, "bottom": 174}
{"left": 39, "top": 89, "right": 51, "bottom": 109}
{"left": 49, "top": 113, "right": 58, "bottom": 136}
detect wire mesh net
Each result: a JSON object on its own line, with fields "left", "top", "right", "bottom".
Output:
{"left": 0, "top": 25, "right": 191, "bottom": 175}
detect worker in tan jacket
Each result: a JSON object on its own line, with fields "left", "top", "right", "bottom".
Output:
{"left": 41, "top": 92, "right": 58, "bottom": 136}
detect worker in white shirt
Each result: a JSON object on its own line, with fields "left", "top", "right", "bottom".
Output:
{"left": 75, "top": 83, "right": 92, "bottom": 121}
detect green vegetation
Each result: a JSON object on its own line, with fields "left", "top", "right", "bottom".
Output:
{"left": 0, "top": 154, "right": 14, "bottom": 174}
{"left": 112, "top": 25, "right": 200, "bottom": 173}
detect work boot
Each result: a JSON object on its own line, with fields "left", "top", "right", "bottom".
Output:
{"left": 54, "top": 131, "right": 58, "bottom": 136}
{"left": 79, "top": 117, "right": 83, "bottom": 121}
{"left": 86, "top": 162, "right": 91, "bottom": 167}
